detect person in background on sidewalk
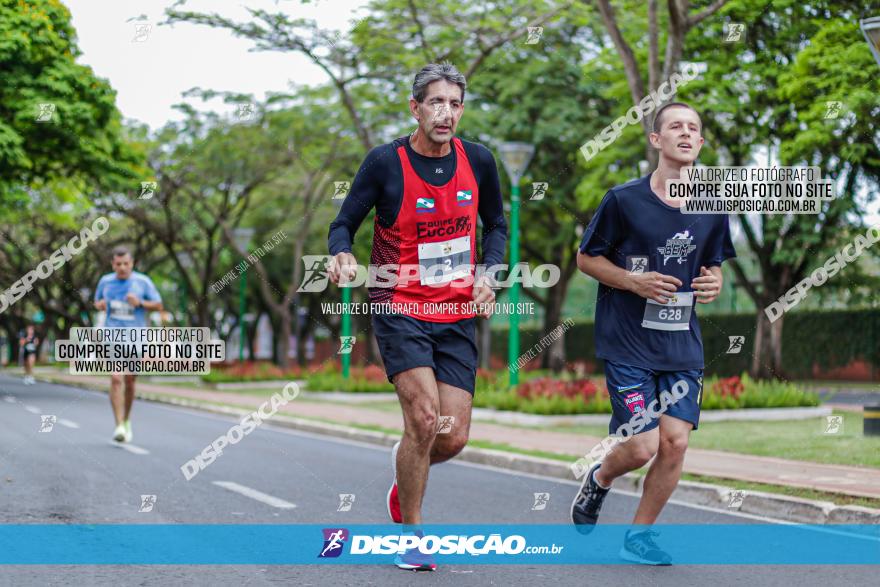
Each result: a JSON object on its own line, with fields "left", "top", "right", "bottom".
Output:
{"left": 19, "top": 324, "right": 39, "bottom": 385}
{"left": 571, "top": 102, "right": 736, "bottom": 565}
{"left": 94, "top": 246, "right": 163, "bottom": 443}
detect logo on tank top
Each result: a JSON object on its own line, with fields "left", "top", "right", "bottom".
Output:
{"left": 658, "top": 230, "right": 696, "bottom": 265}
{"left": 456, "top": 190, "right": 473, "bottom": 206}
{"left": 416, "top": 197, "right": 435, "bottom": 213}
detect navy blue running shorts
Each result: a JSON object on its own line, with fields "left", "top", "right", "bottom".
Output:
{"left": 372, "top": 313, "right": 478, "bottom": 395}
{"left": 604, "top": 360, "right": 704, "bottom": 434}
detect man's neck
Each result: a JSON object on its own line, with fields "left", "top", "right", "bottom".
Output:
{"left": 409, "top": 129, "right": 452, "bottom": 157}
{"left": 650, "top": 159, "right": 690, "bottom": 207}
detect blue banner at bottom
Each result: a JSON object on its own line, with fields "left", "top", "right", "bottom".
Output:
{"left": 0, "top": 524, "right": 877, "bottom": 565}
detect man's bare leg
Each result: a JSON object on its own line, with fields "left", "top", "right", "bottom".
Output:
{"left": 109, "top": 374, "right": 125, "bottom": 426}
{"left": 393, "top": 367, "right": 439, "bottom": 526}
{"left": 123, "top": 374, "right": 136, "bottom": 421}
{"left": 632, "top": 415, "right": 691, "bottom": 525}
{"left": 593, "top": 428, "right": 659, "bottom": 488}
{"left": 430, "top": 382, "right": 472, "bottom": 464}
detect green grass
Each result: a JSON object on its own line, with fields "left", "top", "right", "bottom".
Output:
{"left": 555, "top": 410, "right": 880, "bottom": 469}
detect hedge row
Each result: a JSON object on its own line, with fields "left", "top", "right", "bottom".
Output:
{"left": 492, "top": 308, "right": 880, "bottom": 378}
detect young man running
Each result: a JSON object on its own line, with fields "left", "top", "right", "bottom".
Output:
{"left": 328, "top": 62, "right": 507, "bottom": 571}
{"left": 571, "top": 102, "right": 736, "bottom": 565}
{"left": 94, "top": 247, "right": 163, "bottom": 443}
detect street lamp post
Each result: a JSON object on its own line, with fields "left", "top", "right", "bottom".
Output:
{"left": 860, "top": 17, "right": 880, "bottom": 67}
{"left": 332, "top": 197, "right": 351, "bottom": 379}
{"left": 498, "top": 142, "right": 535, "bottom": 386}
{"left": 232, "top": 228, "right": 254, "bottom": 363}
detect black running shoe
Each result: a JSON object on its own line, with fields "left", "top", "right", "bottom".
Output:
{"left": 619, "top": 529, "right": 672, "bottom": 565}
{"left": 570, "top": 462, "right": 610, "bottom": 534}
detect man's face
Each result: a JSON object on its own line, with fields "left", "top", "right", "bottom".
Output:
{"left": 410, "top": 80, "right": 464, "bottom": 144}
{"left": 650, "top": 107, "right": 704, "bottom": 165}
{"left": 112, "top": 254, "right": 133, "bottom": 279}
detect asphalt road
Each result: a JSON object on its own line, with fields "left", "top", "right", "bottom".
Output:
{"left": 0, "top": 374, "right": 876, "bottom": 586}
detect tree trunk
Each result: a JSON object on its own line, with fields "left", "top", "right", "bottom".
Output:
{"left": 751, "top": 309, "right": 784, "bottom": 379}
{"left": 276, "top": 309, "right": 292, "bottom": 370}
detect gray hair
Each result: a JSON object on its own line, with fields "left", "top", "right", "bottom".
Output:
{"left": 412, "top": 62, "right": 467, "bottom": 103}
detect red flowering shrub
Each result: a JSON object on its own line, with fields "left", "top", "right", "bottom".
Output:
{"left": 711, "top": 375, "right": 744, "bottom": 399}
{"left": 359, "top": 364, "right": 388, "bottom": 383}
{"left": 516, "top": 377, "right": 603, "bottom": 401}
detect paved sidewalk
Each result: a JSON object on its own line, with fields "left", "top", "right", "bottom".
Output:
{"left": 41, "top": 373, "right": 880, "bottom": 500}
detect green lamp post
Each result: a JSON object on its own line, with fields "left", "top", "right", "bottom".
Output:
{"left": 498, "top": 142, "right": 535, "bottom": 386}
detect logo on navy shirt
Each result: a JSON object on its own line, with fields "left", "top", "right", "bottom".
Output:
{"left": 658, "top": 230, "right": 696, "bottom": 265}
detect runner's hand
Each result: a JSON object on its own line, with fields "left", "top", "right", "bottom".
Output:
{"left": 328, "top": 252, "right": 358, "bottom": 285}
{"left": 627, "top": 272, "right": 682, "bottom": 304}
{"left": 472, "top": 275, "right": 496, "bottom": 319}
{"left": 94, "top": 299, "right": 107, "bottom": 311}
{"left": 692, "top": 266, "right": 721, "bottom": 304}
{"left": 126, "top": 293, "right": 141, "bottom": 307}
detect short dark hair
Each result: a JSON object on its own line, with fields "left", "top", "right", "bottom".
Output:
{"left": 652, "top": 102, "right": 701, "bottom": 133}
{"left": 112, "top": 246, "right": 132, "bottom": 259}
{"left": 412, "top": 62, "right": 467, "bottom": 103}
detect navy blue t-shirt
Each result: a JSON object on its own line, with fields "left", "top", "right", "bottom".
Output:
{"left": 578, "top": 174, "right": 736, "bottom": 371}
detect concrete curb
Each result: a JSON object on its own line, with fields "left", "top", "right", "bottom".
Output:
{"left": 125, "top": 388, "right": 880, "bottom": 526}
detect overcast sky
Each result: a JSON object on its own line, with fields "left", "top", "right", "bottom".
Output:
{"left": 64, "top": 0, "right": 369, "bottom": 129}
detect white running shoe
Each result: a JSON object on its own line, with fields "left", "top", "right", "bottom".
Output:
{"left": 123, "top": 420, "right": 133, "bottom": 443}
{"left": 113, "top": 424, "right": 126, "bottom": 442}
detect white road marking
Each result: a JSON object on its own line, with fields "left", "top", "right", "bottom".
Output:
{"left": 58, "top": 419, "right": 79, "bottom": 429}
{"left": 212, "top": 481, "right": 297, "bottom": 509}
{"left": 3, "top": 396, "right": 16, "bottom": 403}
{"left": 117, "top": 443, "right": 150, "bottom": 455}
{"left": 24, "top": 405, "right": 40, "bottom": 414}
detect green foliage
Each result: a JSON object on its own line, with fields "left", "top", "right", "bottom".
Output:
{"left": 0, "top": 0, "right": 142, "bottom": 208}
